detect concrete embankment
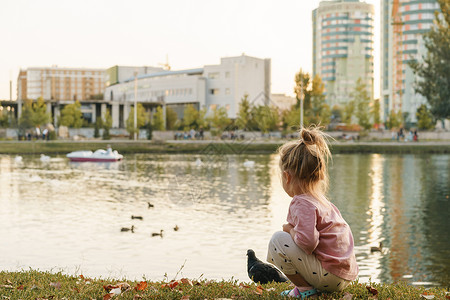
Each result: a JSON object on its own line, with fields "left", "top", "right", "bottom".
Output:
{"left": 0, "top": 140, "right": 449, "bottom": 155}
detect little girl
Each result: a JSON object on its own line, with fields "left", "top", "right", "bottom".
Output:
{"left": 267, "top": 127, "right": 358, "bottom": 298}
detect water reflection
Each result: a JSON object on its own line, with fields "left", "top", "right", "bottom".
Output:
{"left": 0, "top": 153, "right": 448, "bottom": 285}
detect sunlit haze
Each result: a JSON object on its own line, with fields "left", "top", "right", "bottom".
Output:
{"left": 0, "top": 0, "right": 380, "bottom": 100}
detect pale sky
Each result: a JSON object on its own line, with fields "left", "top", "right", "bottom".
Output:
{"left": 0, "top": 0, "right": 380, "bottom": 100}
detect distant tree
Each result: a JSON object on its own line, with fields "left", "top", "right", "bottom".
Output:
{"left": 236, "top": 94, "right": 252, "bottom": 130}
{"left": 0, "top": 110, "right": 8, "bottom": 128}
{"left": 309, "top": 75, "right": 331, "bottom": 127}
{"left": 351, "top": 78, "right": 372, "bottom": 130}
{"left": 253, "top": 105, "right": 280, "bottom": 133}
{"left": 152, "top": 106, "right": 165, "bottom": 131}
{"left": 331, "top": 105, "right": 343, "bottom": 124}
{"left": 166, "top": 106, "right": 178, "bottom": 130}
{"left": 183, "top": 104, "right": 199, "bottom": 129}
{"left": 294, "top": 69, "right": 311, "bottom": 111}
{"left": 386, "top": 110, "right": 403, "bottom": 129}
{"left": 371, "top": 99, "right": 381, "bottom": 126}
{"left": 146, "top": 120, "right": 153, "bottom": 140}
{"left": 409, "top": 0, "right": 450, "bottom": 122}
{"left": 343, "top": 100, "right": 355, "bottom": 125}
{"left": 94, "top": 118, "right": 102, "bottom": 138}
{"left": 207, "top": 106, "right": 231, "bottom": 135}
{"left": 416, "top": 104, "right": 435, "bottom": 130}
{"left": 126, "top": 103, "right": 146, "bottom": 137}
{"left": 18, "top": 100, "right": 34, "bottom": 131}
{"left": 60, "top": 101, "right": 83, "bottom": 128}
{"left": 31, "top": 97, "right": 50, "bottom": 127}
{"left": 197, "top": 107, "right": 208, "bottom": 129}
{"left": 281, "top": 107, "right": 301, "bottom": 132}
{"left": 102, "top": 110, "right": 112, "bottom": 140}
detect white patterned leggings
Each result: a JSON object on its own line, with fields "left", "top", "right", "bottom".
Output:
{"left": 266, "top": 231, "right": 350, "bottom": 292}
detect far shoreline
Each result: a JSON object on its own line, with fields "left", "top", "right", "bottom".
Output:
{"left": 0, "top": 139, "right": 449, "bottom": 155}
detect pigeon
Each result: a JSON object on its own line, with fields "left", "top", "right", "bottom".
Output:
{"left": 247, "top": 249, "right": 288, "bottom": 284}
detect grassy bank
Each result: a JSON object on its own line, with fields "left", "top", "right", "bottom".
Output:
{"left": 0, "top": 140, "right": 449, "bottom": 155}
{"left": 0, "top": 270, "right": 448, "bottom": 299}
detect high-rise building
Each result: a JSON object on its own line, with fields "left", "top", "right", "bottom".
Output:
{"left": 312, "top": 0, "right": 375, "bottom": 108}
{"left": 381, "top": 0, "right": 440, "bottom": 124}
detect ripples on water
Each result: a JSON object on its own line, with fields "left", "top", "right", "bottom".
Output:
{"left": 0, "top": 153, "right": 448, "bottom": 285}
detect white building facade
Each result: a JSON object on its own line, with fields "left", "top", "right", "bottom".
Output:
{"left": 104, "top": 55, "right": 271, "bottom": 128}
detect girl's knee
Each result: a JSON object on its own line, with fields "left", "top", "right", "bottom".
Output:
{"left": 269, "top": 231, "right": 291, "bottom": 247}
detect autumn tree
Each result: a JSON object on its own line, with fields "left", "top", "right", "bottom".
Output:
{"left": 166, "top": 106, "right": 178, "bottom": 130}
{"left": 371, "top": 99, "right": 381, "bottom": 126}
{"left": 31, "top": 97, "right": 50, "bottom": 127}
{"left": 102, "top": 110, "right": 112, "bottom": 140}
{"left": 351, "top": 78, "right": 372, "bottom": 130}
{"left": 294, "top": 69, "right": 311, "bottom": 111}
{"left": 309, "top": 75, "right": 331, "bottom": 126}
{"left": 126, "top": 103, "right": 146, "bottom": 137}
{"left": 207, "top": 106, "right": 231, "bottom": 135}
{"left": 409, "top": 0, "right": 450, "bottom": 122}
{"left": 342, "top": 101, "right": 355, "bottom": 125}
{"left": 236, "top": 94, "right": 252, "bottom": 130}
{"left": 386, "top": 110, "right": 403, "bottom": 129}
{"left": 152, "top": 106, "right": 165, "bottom": 131}
{"left": 416, "top": 104, "right": 435, "bottom": 130}
{"left": 183, "top": 104, "right": 199, "bottom": 130}
{"left": 60, "top": 100, "right": 83, "bottom": 128}
{"left": 253, "top": 105, "right": 280, "bottom": 133}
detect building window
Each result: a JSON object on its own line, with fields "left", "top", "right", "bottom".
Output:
{"left": 210, "top": 104, "right": 217, "bottom": 111}
{"left": 208, "top": 72, "right": 219, "bottom": 79}
{"left": 225, "top": 72, "right": 230, "bottom": 78}
{"left": 225, "top": 88, "right": 230, "bottom": 95}
{"left": 210, "top": 88, "right": 219, "bottom": 95}
{"left": 225, "top": 104, "right": 230, "bottom": 111}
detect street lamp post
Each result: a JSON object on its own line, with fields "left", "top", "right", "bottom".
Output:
{"left": 299, "top": 80, "right": 304, "bottom": 129}
{"left": 134, "top": 72, "right": 138, "bottom": 141}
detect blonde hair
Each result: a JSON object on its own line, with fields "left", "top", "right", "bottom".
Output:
{"left": 278, "top": 126, "right": 331, "bottom": 204}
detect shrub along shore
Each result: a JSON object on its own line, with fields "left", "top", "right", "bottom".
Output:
{"left": 0, "top": 270, "right": 448, "bottom": 300}
{"left": 0, "top": 140, "right": 449, "bottom": 155}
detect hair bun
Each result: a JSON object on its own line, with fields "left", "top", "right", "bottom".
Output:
{"left": 301, "top": 128, "right": 316, "bottom": 145}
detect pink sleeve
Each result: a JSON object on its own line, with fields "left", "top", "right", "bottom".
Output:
{"left": 290, "top": 201, "right": 320, "bottom": 254}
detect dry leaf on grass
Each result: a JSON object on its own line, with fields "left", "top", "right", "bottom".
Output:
{"left": 134, "top": 281, "right": 148, "bottom": 291}
{"left": 366, "top": 285, "right": 379, "bottom": 296}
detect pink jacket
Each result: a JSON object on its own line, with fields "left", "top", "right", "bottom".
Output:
{"left": 287, "top": 194, "right": 359, "bottom": 281}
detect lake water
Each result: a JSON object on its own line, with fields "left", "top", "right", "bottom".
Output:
{"left": 0, "top": 153, "right": 449, "bottom": 285}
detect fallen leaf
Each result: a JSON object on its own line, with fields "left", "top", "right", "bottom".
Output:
{"left": 366, "top": 285, "right": 378, "bottom": 296}
{"left": 420, "top": 295, "right": 435, "bottom": 299}
{"left": 117, "top": 282, "right": 131, "bottom": 292}
{"left": 135, "top": 281, "right": 148, "bottom": 291}
{"left": 103, "top": 293, "right": 113, "bottom": 300}
{"left": 180, "top": 296, "right": 190, "bottom": 300}
{"left": 49, "top": 282, "right": 61, "bottom": 289}
{"left": 180, "top": 278, "right": 193, "bottom": 286}
{"left": 6, "top": 280, "right": 12, "bottom": 285}
{"left": 169, "top": 281, "right": 179, "bottom": 289}
{"left": 239, "top": 283, "right": 250, "bottom": 289}
{"left": 103, "top": 284, "right": 117, "bottom": 292}
{"left": 0, "top": 285, "right": 13, "bottom": 289}
{"left": 133, "top": 295, "right": 143, "bottom": 300}
{"left": 266, "top": 287, "right": 275, "bottom": 292}
{"left": 342, "top": 292, "right": 353, "bottom": 300}
{"left": 16, "top": 285, "right": 24, "bottom": 290}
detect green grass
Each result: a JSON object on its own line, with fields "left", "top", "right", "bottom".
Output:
{"left": 0, "top": 270, "right": 448, "bottom": 299}
{"left": 0, "top": 140, "right": 449, "bottom": 155}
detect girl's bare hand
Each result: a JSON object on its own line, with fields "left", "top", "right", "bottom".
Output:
{"left": 282, "top": 223, "right": 294, "bottom": 233}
